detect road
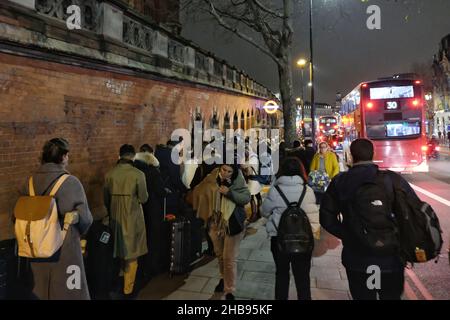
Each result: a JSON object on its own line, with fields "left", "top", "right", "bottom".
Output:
{"left": 402, "top": 150, "right": 450, "bottom": 300}
{"left": 335, "top": 147, "right": 450, "bottom": 300}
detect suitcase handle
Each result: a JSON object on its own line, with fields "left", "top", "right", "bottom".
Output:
{"left": 164, "top": 197, "right": 166, "bottom": 220}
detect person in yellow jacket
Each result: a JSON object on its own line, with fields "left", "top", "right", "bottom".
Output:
{"left": 310, "top": 142, "right": 340, "bottom": 178}
{"left": 310, "top": 142, "right": 340, "bottom": 204}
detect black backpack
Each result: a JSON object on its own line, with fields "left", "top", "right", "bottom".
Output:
{"left": 274, "top": 185, "right": 314, "bottom": 255}
{"left": 388, "top": 172, "right": 443, "bottom": 263}
{"left": 345, "top": 171, "right": 400, "bottom": 256}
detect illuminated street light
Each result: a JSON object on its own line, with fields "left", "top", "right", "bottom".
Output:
{"left": 425, "top": 93, "right": 432, "bottom": 101}
{"left": 296, "top": 59, "right": 307, "bottom": 136}
{"left": 308, "top": 82, "right": 313, "bottom": 87}
{"left": 297, "top": 58, "right": 307, "bottom": 67}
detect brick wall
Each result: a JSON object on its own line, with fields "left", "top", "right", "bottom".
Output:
{"left": 0, "top": 52, "right": 266, "bottom": 240}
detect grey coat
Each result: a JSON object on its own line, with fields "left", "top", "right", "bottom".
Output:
{"left": 261, "top": 175, "right": 320, "bottom": 238}
{"left": 22, "top": 163, "right": 93, "bottom": 300}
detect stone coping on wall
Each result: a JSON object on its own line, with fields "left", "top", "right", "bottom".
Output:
{"left": 1, "top": 0, "right": 277, "bottom": 102}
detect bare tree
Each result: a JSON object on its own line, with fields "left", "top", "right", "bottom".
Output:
{"left": 183, "top": 0, "right": 298, "bottom": 146}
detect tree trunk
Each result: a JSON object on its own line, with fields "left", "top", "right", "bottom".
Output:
{"left": 278, "top": 58, "right": 296, "bottom": 148}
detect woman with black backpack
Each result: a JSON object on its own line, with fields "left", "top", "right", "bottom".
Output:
{"left": 261, "top": 157, "right": 320, "bottom": 300}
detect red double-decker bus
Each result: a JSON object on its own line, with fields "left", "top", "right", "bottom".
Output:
{"left": 340, "top": 77, "right": 428, "bottom": 173}
{"left": 319, "top": 116, "right": 339, "bottom": 136}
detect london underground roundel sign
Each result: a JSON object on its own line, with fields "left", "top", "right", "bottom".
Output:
{"left": 263, "top": 100, "right": 279, "bottom": 114}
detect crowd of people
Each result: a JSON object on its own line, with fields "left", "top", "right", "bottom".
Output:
{"left": 9, "top": 134, "right": 447, "bottom": 301}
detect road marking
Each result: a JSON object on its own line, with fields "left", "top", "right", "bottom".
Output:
{"left": 404, "top": 279, "right": 418, "bottom": 300}
{"left": 409, "top": 183, "right": 450, "bottom": 207}
{"left": 405, "top": 268, "right": 434, "bottom": 300}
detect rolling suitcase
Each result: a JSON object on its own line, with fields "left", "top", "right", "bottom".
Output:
{"left": 0, "top": 239, "right": 22, "bottom": 299}
{"left": 0, "top": 240, "right": 15, "bottom": 299}
{"left": 85, "top": 219, "right": 118, "bottom": 299}
{"left": 169, "top": 217, "right": 191, "bottom": 276}
{"left": 181, "top": 204, "right": 203, "bottom": 263}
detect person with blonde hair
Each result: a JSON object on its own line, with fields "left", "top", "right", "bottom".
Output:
{"left": 309, "top": 141, "right": 340, "bottom": 204}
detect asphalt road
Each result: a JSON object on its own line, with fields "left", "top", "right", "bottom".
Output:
{"left": 402, "top": 152, "right": 450, "bottom": 300}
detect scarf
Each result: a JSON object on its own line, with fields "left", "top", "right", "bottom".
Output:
{"left": 211, "top": 174, "right": 236, "bottom": 237}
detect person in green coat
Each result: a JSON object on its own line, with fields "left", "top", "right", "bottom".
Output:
{"left": 104, "top": 144, "right": 148, "bottom": 297}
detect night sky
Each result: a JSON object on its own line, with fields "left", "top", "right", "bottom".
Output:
{"left": 181, "top": 0, "right": 450, "bottom": 105}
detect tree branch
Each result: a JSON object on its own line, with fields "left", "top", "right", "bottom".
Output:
{"left": 281, "top": 0, "right": 294, "bottom": 44}
{"left": 251, "top": 0, "right": 284, "bottom": 19}
{"left": 205, "top": 0, "right": 280, "bottom": 63}
{"left": 247, "top": 0, "right": 282, "bottom": 58}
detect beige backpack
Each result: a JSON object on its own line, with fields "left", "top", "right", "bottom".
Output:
{"left": 14, "top": 174, "right": 69, "bottom": 258}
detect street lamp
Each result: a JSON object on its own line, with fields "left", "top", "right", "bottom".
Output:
{"left": 309, "top": 0, "right": 316, "bottom": 144}
{"left": 297, "top": 59, "right": 307, "bottom": 68}
{"left": 297, "top": 58, "right": 307, "bottom": 136}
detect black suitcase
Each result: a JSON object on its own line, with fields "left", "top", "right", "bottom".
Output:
{"left": 0, "top": 239, "right": 20, "bottom": 299}
{"left": 181, "top": 205, "right": 204, "bottom": 263}
{"left": 169, "top": 217, "right": 191, "bottom": 276}
{"left": 85, "top": 219, "right": 118, "bottom": 299}
{"left": 0, "top": 240, "right": 14, "bottom": 299}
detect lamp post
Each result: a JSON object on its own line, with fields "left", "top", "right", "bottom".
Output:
{"left": 297, "top": 58, "right": 307, "bottom": 137}
{"left": 309, "top": 0, "right": 316, "bottom": 144}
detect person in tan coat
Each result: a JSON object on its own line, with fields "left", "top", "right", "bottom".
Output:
{"left": 192, "top": 163, "right": 250, "bottom": 300}
{"left": 104, "top": 144, "right": 148, "bottom": 297}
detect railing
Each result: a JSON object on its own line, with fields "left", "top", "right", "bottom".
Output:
{"left": 9, "top": 0, "right": 274, "bottom": 100}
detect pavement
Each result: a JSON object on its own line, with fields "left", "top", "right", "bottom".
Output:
{"left": 137, "top": 219, "right": 352, "bottom": 300}
{"left": 136, "top": 152, "right": 450, "bottom": 301}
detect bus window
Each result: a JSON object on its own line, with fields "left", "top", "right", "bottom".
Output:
{"left": 386, "top": 122, "right": 421, "bottom": 137}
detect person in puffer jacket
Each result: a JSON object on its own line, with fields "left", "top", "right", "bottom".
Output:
{"left": 261, "top": 157, "right": 320, "bottom": 300}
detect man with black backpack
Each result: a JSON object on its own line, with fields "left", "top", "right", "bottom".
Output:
{"left": 320, "top": 139, "right": 423, "bottom": 300}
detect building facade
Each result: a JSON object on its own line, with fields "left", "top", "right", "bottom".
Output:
{"left": 432, "top": 34, "right": 450, "bottom": 137}
{"left": 0, "top": 0, "right": 280, "bottom": 238}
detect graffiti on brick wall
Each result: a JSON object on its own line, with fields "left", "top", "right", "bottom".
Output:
{"left": 105, "top": 79, "right": 133, "bottom": 95}
{"left": 0, "top": 70, "right": 14, "bottom": 93}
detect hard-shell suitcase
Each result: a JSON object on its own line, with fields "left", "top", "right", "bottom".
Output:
{"left": 181, "top": 205, "right": 203, "bottom": 263}
{"left": 169, "top": 217, "right": 191, "bottom": 276}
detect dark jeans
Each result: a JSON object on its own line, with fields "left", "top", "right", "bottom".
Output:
{"left": 270, "top": 237, "right": 312, "bottom": 300}
{"left": 346, "top": 269, "right": 404, "bottom": 300}
{"left": 314, "top": 191, "right": 324, "bottom": 205}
